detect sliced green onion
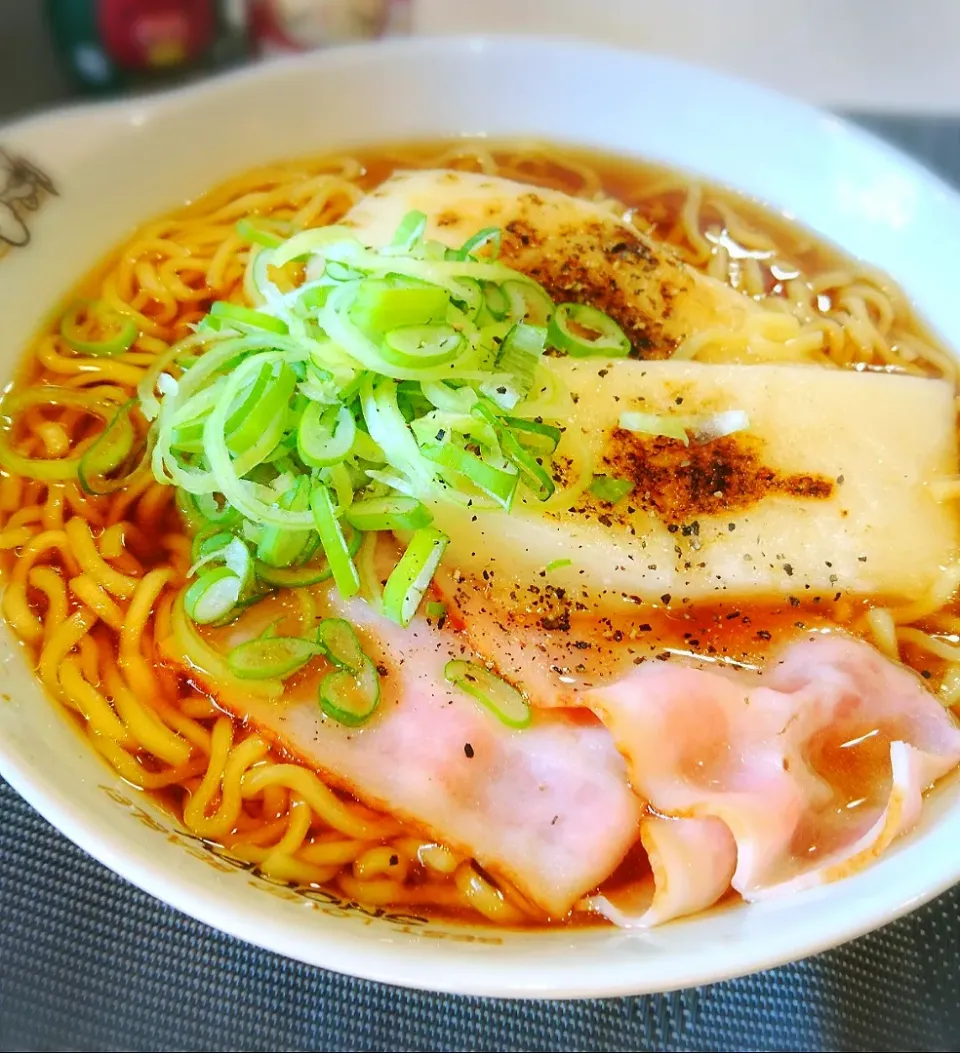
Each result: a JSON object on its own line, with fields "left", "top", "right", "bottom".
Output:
{"left": 188, "top": 534, "right": 252, "bottom": 587}
{"left": 315, "top": 617, "right": 365, "bottom": 673}
{"left": 78, "top": 400, "right": 141, "bottom": 495}
{"left": 444, "top": 660, "right": 531, "bottom": 729}
{"left": 380, "top": 325, "right": 466, "bottom": 370}
{"left": 309, "top": 483, "right": 360, "bottom": 599}
{"left": 235, "top": 217, "right": 291, "bottom": 249}
{"left": 254, "top": 531, "right": 357, "bottom": 583}
{"left": 143, "top": 215, "right": 643, "bottom": 612}
{"left": 297, "top": 402, "right": 357, "bottom": 468}
{"left": 350, "top": 280, "right": 449, "bottom": 333}
{"left": 470, "top": 400, "right": 554, "bottom": 501}
{"left": 499, "top": 427, "right": 555, "bottom": 500}
{"left": 382, "top": 527, "right": 449, "bottom": 627}
{"left": 618, "top": 411, "right": 690, "bottom": 445}
{"left": 485, "top": 322, "right": 546, "bottom": 406}
{"left": 545, "top": 559, "right": 572, "bottom": 573}
{"left": 184, "top": 567, "right": 243, "bottom": 625}
{"left": 589, "top": 474, "right": 634, "bottom": 504}
{"left": 325, "top": 259, "right": 364, "bottom": 283}
{"left": 190, "top": 528, "right": 234, "bottom": 566}
{"left": 502, "top": 415, "right": 562, "bottom": 452}
{"left": 259, "top": 617, "right": 284, "bottom": 639}
{"left": 227, "top": 636, "right": 319, "bottom": 680}
{"left": 344, "top": 495, "right": 433, "bottom": 532}
{"left": 548, "top": 302, "right": 631, "bottom": 358}
{"left": 421, "top": 443, "right": 519, "bottom": 509}
{"left": 219, "top": 360, "right": 298, "bottom": 472}
{"left": 319, "top": 655, "right": 380, "bottom": 727}
{"left": 448, "top": 276, "right": 484, "bottom": 320}
{"left": 481, "top": 281, "right": 510, "bottom": 320}
{"left": 452, "top": 227, "right": 502, "bottom": 261}
{"left": 502, "top": 280, "right": 554, "bottom": 326}
{"left": 170, "top": 593, "right": 282, "bottom": 699}
{"left": 254, "top": 560, "right": 332, "bottom": 587}
{"left": 210, "top": 301, "right": 289, "bottom": 335}
{"left": 257, "top": 477, "right": 314, "bottom": 568}
{"left": 390, "top": 210, "right": 428, "bottom": 252}
{"left": 425, "top": 600, "right": 447, "bottom": 626}
{"left": 0, "top": 388, "right": 124, "bottom": 481}
{"left": 618, "top": 410, "right": 750, "bottom": 446}
{"left": 60, "top": 300, "right": 138, "bottom": 357}
{"left": 192, "top": 491, "right": 240, "bottom": 525}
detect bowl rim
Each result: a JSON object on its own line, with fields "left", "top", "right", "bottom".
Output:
{"left": 1, "top": 34, "right": 959, "bottom": 999}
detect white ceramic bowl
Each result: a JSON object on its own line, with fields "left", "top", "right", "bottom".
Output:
{"left": 1, "top": 37, "right": 959, "bottom": 999}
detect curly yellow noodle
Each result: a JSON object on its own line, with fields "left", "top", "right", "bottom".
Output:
{"left": 5, "top": 505, "right": 44, "bottom": 530}
{"left": 353, "top": 844, "right": 411, "bottom": 883}
{"left": 263, "top": 795, "right": 312, "bottom": 859}
{"left": 36, "top": 421, "right": 71, "bottom": 456}
{"left": 149, "top": 697, "right": 211, "bottom": 753}
{"left": 0, "top": 473, "right": 24, "bottom": 514}
{"left": 102, "top": 659, "right": 190, "bottom": 767}
{"left": 39, "top": 606, "right": 99, "bottom": 695}
{"left": 135, "top": 482, "right": 174, "bottom": 528}
{"left": 184, "top": 720, "right": 268, "bottom": 839}
{"left": 77, "top": 632, "right": 102, "bottom": 684}
{"left": 68, "top": 574, "right": 125, "bottom": 631}
{"left": 98, "top": 522, "right": 128, "bottom": 560}
{"left": 336, "top": 871, "right": 464, "bottom": 909}
{"left": 3, "top": 530, "right": 76, "bottom": 642}
{"left": 105, "top": 473, "right": 157, "bottom": 526}
{"left": 240, "top": 763, "right": 398, "bottom": 841}
{"left": 886, "top": 563, "right": 960, "bottom": 625}
{"left": 40, "top": 486, "right": 65, "bottom": 531}
{"left": 0, "top": 526, "right": 36, "bottom": 550}
{"left": 453, "top": 863, "right": 529, "bottom": 924}
{"left": 119, "top": 567, "right": 174, "bottom": 699}
{"left": 898, "top": 628, "right": 960, "bottom": 663}
{"left": 63, "top": 484, "right": 104, "bottom": 528}
{"left": 59, "top": 658, "right": 133, "bottom": 745}
{"left": 65, "top": 517, "right": 139, "bottom": 599}
{"left": 29, "top": 565, "right": 69, "bottom": 645}
{"left": 88, "top": 727, "right": 206, "bottom": 790}
{"left": 298, "top": 837, "right": 367, "bottom": 867}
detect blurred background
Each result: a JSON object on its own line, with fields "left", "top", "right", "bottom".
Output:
{"left": 3, "top": 0, "right": 960, "bottom": 120}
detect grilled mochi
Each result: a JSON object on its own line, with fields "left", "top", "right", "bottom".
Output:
{"left": 339, "top": 170, "right": 959, "bottom": 607}
{"left": 429, "top": 359, "right": 960, "bottom": 608}
{"left": 339, "top": 168, "right": 795, "bottom": 359}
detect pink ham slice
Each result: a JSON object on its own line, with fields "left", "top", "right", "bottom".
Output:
{"left": 199, "top": 596, "right": 643, "bottom": 918}
{"left": 584, "top": 634, "right": 960, "bottom": 904}
{"left": 583, "top": 815, "right": 737, "bottom": 928}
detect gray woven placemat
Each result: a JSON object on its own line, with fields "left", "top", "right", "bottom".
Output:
{"left": 2, "top": 115, "right": 960, "bottom": 1053}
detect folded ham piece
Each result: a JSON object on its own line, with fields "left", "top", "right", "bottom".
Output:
{"left": 583, "top": 816, "right": 738, "bottom": 928}
{"left": 583, "top": 634, "right": 960, "bottom": 921}
{"left": 197, "top": 594, "right": 643, "bottom": 918}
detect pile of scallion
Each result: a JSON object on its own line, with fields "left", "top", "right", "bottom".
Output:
{"left": 6, "top": 211, "right": 639, "bottom": 726}
{"left": 141, "top": 211, "right": 632, "bottom": 637}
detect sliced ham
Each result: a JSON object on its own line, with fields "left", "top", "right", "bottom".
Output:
{"left": 584, "top": 634, "right": 960, "bottom": 901}
{"left": 582, "top": 815, "right": 737, "bottom": 928}
{"left": 191, "top": 594, "right": 643, "bottom": 918}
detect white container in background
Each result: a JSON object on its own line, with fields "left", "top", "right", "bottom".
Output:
{"left": 249, "top": 0, "right": 411, "bottom": 54}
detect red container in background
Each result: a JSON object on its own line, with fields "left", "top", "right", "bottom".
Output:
{"left": 45, "top": 0, "right": 250, "bottom": 93}
{"left": 97, "top": 0, "right": 217, "bottom": 70}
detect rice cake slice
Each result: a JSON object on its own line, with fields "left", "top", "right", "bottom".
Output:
{"left": 427, "top": 360, "right": 960, "bottom": 607}
{"left": 340, "top": 168, "right": 765, "bottom": 358}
